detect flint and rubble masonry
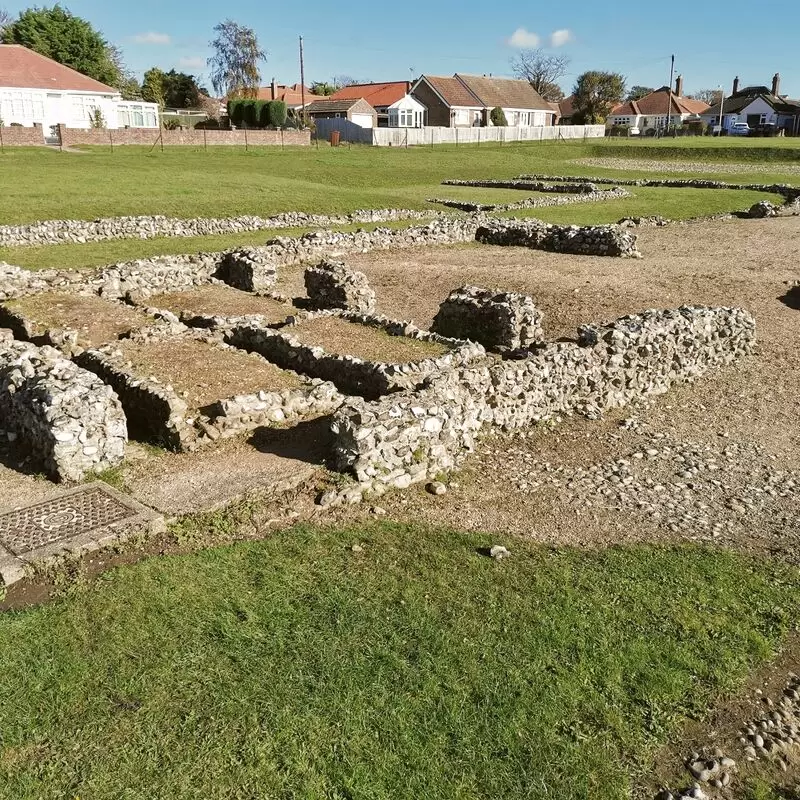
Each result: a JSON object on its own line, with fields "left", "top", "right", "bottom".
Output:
{"left": 331, "top": 307, "right": 755, "bottom": 488}
{"left": 0, "top": 331, "right": 127, "bottom": 482}
{"left": 225, "top": 310, "right": 485, "bottom": 400}
{"left": 76, "top": 330, "right": 341, "bottom": 451}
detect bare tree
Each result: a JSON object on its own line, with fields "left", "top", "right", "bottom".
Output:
{"left": 0, "top": 8, "right": 12, "bottom": 32}
{"left": 208, "top": 20, "right": 266, "bottom": 98}
{"left": 689, "top": 88, "right": 724, "bottom": 106}
{"left": 332, "top": 74, "right": 361, "bottom": 89}
{"left": 510, "top": 48, "right": 569, "bottom": 101}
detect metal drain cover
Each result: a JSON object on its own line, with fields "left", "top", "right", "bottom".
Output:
{"left": 0, "top": 483, "right": 164, "bottom": 586}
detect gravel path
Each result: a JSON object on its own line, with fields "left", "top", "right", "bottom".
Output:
{"left": 576, "top": 156, "right": 800, "bottom": 176}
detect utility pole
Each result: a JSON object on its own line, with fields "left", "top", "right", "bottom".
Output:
{"left": 666, "top": 54, "right": 675, "bottom": 137}
{"left": 299, "top": 35, "right": 306, "bottom": 128}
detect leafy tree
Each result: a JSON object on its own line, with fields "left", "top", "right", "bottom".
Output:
{"left": 108, "top": 45, "right": 141, "bottom": 100}
{"left": 510, "top": 48, "right": 569, "bottom": 101}
{"left": 626, "top": 85, "right": 654, "bottom": 102}
{"left": 141, "top": 67, "right": 166, "bottom": 107}
{"left": 571, "top": 71, "right": 625, "bottom": 124}
{"left": 268, "top": 100, "right": 287, "bottom": 127}
{"left": 489, "top": 106, "right": 507, "bottom": 126}
{"left": 208, "top": 19, "right": 265, "bottom": 98}
{"left": 2, "top": 5, "right": 118, "bottom": 85}
{"left": 162, "top": 70, "right": 204, "bottom": 108}
{"left": 197, "top": 93, "right": 221, "bottom": 121}
{"left": 689, "top": 88, "right": 724, "bottom": 106}
{"left": 310, "top": 81, "right": 335, "bottom": 96}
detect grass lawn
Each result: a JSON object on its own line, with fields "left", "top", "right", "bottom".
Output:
{"left": 0, "top": 139, "right": 799, "bottom": 226}
{"left": 0, "top": 522, "right": 797, "bottom": 799}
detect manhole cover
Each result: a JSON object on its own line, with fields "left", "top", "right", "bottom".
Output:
{"left": 0, "top": 486, "right": 143, "bottom": 556}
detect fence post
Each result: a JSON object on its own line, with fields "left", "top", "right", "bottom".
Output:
{"left": 405, "top": 129, "right": 408, "bottom": 148}
{"left": 109, "top": 128, "right": 113, "bottom": 152}
{"left": 160, "top": 131, "right": 164, "bottom": 153}
{"left": 203, "top": 128, "right": 207, "bottom": 151}
{"left": 244, "top": 127, "right": 248, "bottom": 152}
{"left": 281, "top": 128, "right": 285, "bottom": 150}
{"left": 456, "top": 128, "right": 459, "bottom": 147}
{"left": 431, "top": 127, "right": 434, "bottom": 149}
{"left": 0, "top": 125, "right": 4, "bottom": 154}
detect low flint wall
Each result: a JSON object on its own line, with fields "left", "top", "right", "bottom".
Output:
{"left": 0, "top": 332, "right": 127, "bottom": 481}
{"left": 58, "top": 125, "right": 311, "bottom": 149}
{"left": 225, "top": 311, "right": 485, "bottom": 400}
{"left": 331, "top": 306, "right": 756, "bottom": 487}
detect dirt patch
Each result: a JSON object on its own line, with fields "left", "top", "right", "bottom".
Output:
{"left": 148, "top": 285, "right": 297, "bottom": 322}
{"left": 289, "top": 315, "right": 451, "bottom": 362}
{"left": 642, "top": 633, "right": 800, "bottom": 799}
{"left": 116, "top": 337, "right": 303, "bottom": 409}
{"left": 6, "top": 293, "right": 148, "bottom": 346}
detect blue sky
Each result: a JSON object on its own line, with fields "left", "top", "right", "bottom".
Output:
{"left": 6, "top": 0, "right": 800, "bottom": 97}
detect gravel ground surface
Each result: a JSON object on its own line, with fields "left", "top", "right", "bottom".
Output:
{"left": 338, "top": 216, "right": 800, "bottom": 562}
{"left": 576, "top": 156, "right": 800, "bottom": 176}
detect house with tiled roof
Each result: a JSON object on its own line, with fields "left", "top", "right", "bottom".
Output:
{"left": 329, "top": 81, "right": 425, "bottom": 127}
{"left": 410, "top": 73, "right": 554, "bottom": 127}
{"left": 254, "top": 80, "right": 314, "bottom": 110}
{"left": 557, "top": 95, "right": 577, "bottom": 125}
{"left": 0, "top": 44, "right": 159, "bottom": 137}
{"left": 700, "top": 74, "right": 800, "bottom": 135}
{"left": 607, "top": 77, "right": 710, "bottom": 131}
{"left": 305, "top": 97, "right": 377, "bottom": 128}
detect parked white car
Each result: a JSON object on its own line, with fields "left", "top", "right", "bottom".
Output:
{"left": 730, "top": 122, "right": 751, "bottom": 136}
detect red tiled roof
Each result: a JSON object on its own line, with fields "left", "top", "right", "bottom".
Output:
{"left": 253, "top": 83, "right": 313, "bottom": 106}
{"left": 330, "top": 81, "right": 411, "bottom": 107}
{"left": 0, "top": 44, "right": 116, "bottom": 93}
{"left": 611, "top": 87, "right": 710, "bottom": 117}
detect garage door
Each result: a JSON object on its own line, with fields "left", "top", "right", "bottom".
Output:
{"left": 351, "top": 114, "right": 374, "bottom": 128}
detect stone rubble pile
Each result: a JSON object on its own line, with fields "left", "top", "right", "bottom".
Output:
{"left": 475, "top": 218, "right": 641, "bottom": 258}
{"left": 97, "top": 253, "right": 221, "bottom": 301}
{"left": 432, "top": 285, "right": 544, "bottom": 352}
{"left": 217, "top": 248, "right": 278, "bottom": 292}
{"left": 748, "top": 200, "right": 780, "bottom": 218}
{"left": 226, "top": 310, "right": 484, "bottom": 399}
{"left": 0, "top": 208, "right": 439, "bottom": 248}
{"left": 304, "top": 260, "right": 377, "bottom": 313}
{"left": 0, "top": 329, "right": 126, "bottom": 481}
{"left": 427, "top": 187, "right": 630, "bottom": 213}
{"left": 330, "top": 306, "right": 756, "bottom": 491}
{"left": 617, "top": 215, "right": 671, "bottom": 228}
{"left": 0, "top": 262, "right": 88, "bottom": 301}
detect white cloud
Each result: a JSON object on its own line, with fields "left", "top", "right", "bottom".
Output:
{"left": 508, "top": 28, "right": 540, "bottom": 48}
{"left": 178, "top": 56, "right": 205, "bottom": 70}
{"left": 133, "top": 31, "right": 171, "bottom": 45}
{"left": 549, "top": 29, "right": 573, "bottom": 47}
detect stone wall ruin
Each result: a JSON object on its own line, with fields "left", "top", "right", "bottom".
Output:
{"left": 432, "top": 286, "right": 544, "bottom": 352}
{"left": 0, "top": 331, "right": 127, "bottom": 482}
{"left": 304, "top": 260, "right": 377, "bottom": 313}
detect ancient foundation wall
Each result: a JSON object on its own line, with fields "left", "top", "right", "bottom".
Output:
{"left": 331, "top": 307, "right": 756, "bottom": 487}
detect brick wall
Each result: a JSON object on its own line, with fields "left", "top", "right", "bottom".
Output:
{"left": 58, "top": 125, "right": 311, "bottom": 147}
{"left": 0, "top": 126, "right": 45, "bottom": 146}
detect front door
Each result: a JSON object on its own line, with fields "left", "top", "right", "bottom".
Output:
{"left": 43, "top": 94, "right": 62, "bottom": 143}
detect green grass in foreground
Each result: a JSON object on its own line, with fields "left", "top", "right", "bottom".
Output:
{"left": 0, "top": 522, "right": 796, "bottom": 799}
{"left": 0, "top": 139, "right": 798, "bottom": 226}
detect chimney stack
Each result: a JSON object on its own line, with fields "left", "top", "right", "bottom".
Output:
{"left": 772, "top": 72, "right": 781, "bottom": 96}
{"left": 271, "top": 77, "right": 277, "bottom": 100}
{"left": 675, "top": 74, "right": 684, "bottom": 97}
{"left": 733, "top": 76, "right": 740, "bottom": 95}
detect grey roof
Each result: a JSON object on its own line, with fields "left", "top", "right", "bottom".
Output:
{"left": 704, "top": 88, "right": 800, "bottom": 117}
{"left": 306, "top": 98, "right": 367, "bottom": 114}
